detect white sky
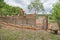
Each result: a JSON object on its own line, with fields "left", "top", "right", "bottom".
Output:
{"left": 4, "top": 0, "right": 58, "bottom": 14}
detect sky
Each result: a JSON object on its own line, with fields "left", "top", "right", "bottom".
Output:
{"left": 4, "top": 0, "right": 58, "bottom": 14}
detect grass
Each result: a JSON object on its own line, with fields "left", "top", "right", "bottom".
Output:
{"left": 0, "top": 28, "right": 60, "bottom": 40}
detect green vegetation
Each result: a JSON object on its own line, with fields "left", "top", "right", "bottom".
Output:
{"left": 48, "top": 14, "right": 56, "bottom": 23}
{"left": 52, "top": 2, "right": 60, "bottom": 20}
{"left": 28, "top": 0, "right": 44, "bottom": 14}
{"left": 0, "top": 0, "right": 22, "bottom": 16}
{"left": 52, "top": 0, "right": 60, "bottom": 30}
{"left": 0, "top": 29, "right": 60, "bottom": 40}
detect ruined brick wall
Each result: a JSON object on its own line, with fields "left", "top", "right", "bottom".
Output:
{"left": 0, "top": 14, "right": 36, "bottom": 26}
{"left": 36, "top": 16, "right": 47, "bottom": 29}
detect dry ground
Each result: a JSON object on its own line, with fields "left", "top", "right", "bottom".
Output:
{"left": 0, "top": 23, "right": 60, "bottom": 40}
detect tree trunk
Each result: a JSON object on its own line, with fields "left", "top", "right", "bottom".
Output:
{"left": 34, "top": 10, "right": 37, "bottom": 26}
{"left": 45, "top": 15, "right": 48, "bottom": 30}
{"left": 34, "top": 13, "right": 36, "bottom": 26}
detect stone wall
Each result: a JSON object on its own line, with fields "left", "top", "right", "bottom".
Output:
{"left": 0, "top": 14, "right": 36, "bottom": 26}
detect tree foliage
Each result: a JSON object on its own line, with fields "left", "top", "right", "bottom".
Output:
{"left": 28, "top": 0, "right": 44, "bottom": 14}
{"left": 0, "top": 0, "right": 22, "bottom": 16}
{"left": 52, "top": 2, "right": 60, "bottom": 20}
{"left": 52, "top": 1, "right": 60, "bottom": 30}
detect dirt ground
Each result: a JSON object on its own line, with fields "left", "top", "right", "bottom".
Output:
{"left": 0, "top": 22, "right": 60, "bottom": 40}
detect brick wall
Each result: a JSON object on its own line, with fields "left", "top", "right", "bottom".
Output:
{"left": 0, "top": 14, "right": 36, "bottom": 26}
{"left": 36, "top": 16, "right": 47, "bottom": 29}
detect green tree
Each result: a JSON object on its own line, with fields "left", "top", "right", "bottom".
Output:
{"left": 52, "top": 1, "right": 60, "bottom": 30}
{"left": 0, "top": 0, "right": 22, "bottom": 16}
{"left": 28, "top": 0, "right": 44, "bottom": 14}
{"left": 28, "top": 0, "right": 45, "bottom": 29}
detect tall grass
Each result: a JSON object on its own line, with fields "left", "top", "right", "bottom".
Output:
{"left": 0, "top": 29, "right": 60, "bottom": 40}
